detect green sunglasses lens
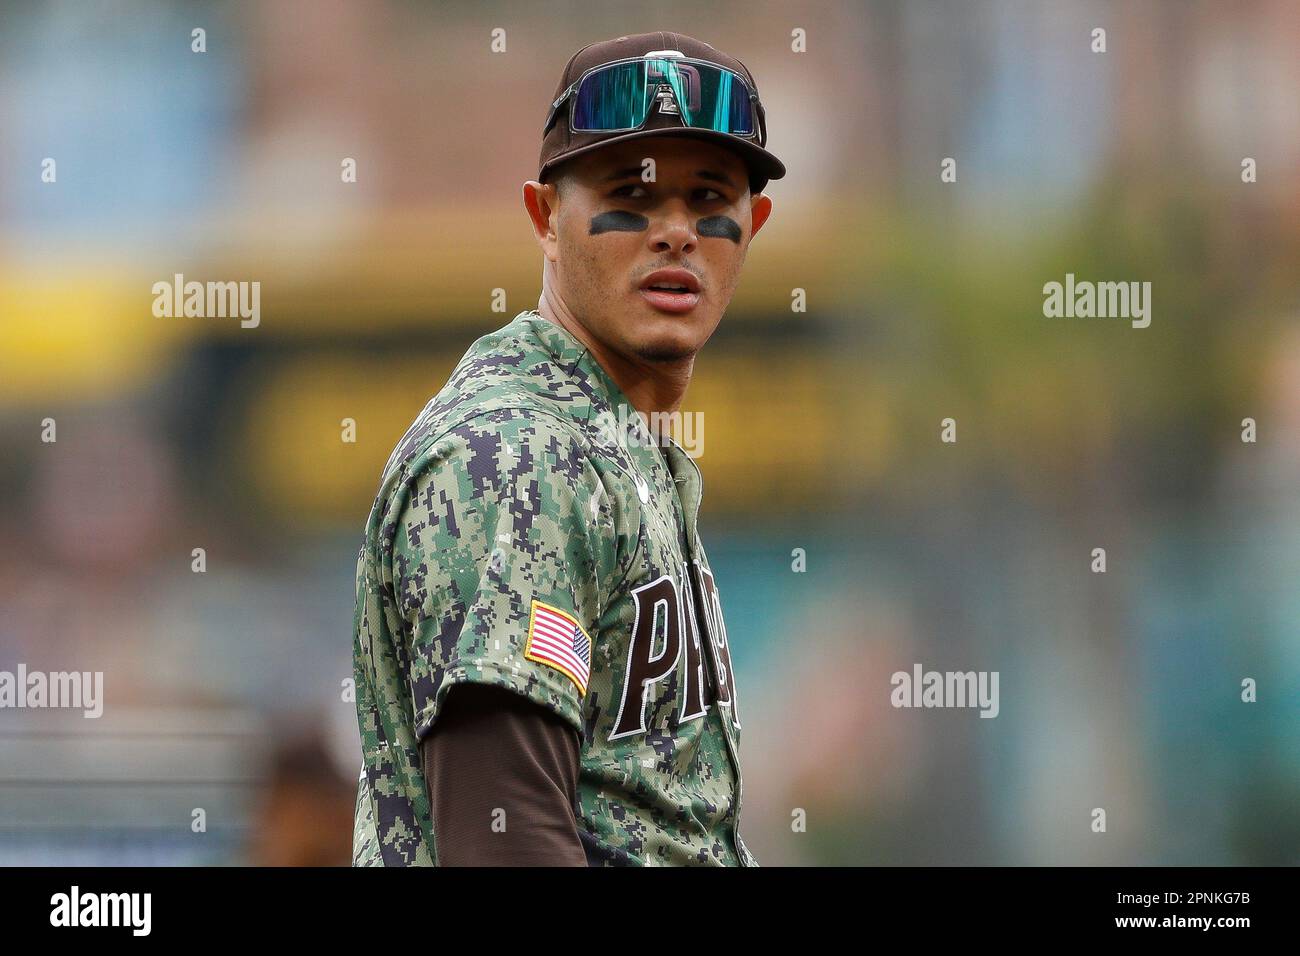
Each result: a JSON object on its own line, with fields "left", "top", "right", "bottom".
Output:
{"left": 572, "top": 60, "right": 655, "bottom": 131}
{"left": 571, "top": 58, "right": 755, "bottom": 136}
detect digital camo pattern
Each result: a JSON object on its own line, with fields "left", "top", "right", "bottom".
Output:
{"left": 352, "top": 310, "right": 755, "bottom": 866}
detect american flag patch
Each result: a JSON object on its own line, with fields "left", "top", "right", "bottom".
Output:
{"left": 524, "top": 600, "right": 592, "bottom": 695}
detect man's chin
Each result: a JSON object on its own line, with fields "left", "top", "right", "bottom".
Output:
{"left": 633, "top": 341, "right": 698, "bottom": 363}
{"left": 627, "top": 317, "right": 711, "bottom": 363}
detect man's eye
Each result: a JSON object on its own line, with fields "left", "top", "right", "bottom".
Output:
{"left": 613, "top": 184, "right": 648, "bottom": 198}
{"left": 696, "top": 188, "right": 724, "bottom": 201}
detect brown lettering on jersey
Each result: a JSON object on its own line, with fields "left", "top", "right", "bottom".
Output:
{"left": 693, "top": 559, "right": 740, "bottom": 727}
{"left": 610, "top": 575, "right": 684, "bottom": 740}
{"left": 679, "top": 571, "right": 709, "bottom": 722}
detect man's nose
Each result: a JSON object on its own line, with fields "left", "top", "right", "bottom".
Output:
{"left": 646, "top": 202, "right": 697, "bottom": 256}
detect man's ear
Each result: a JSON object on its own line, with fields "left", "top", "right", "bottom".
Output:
{"left": 522, "top": 180, "right": 561, "bottom": 262}
{"left": 749, "top": 192, "right": 773, "bottom": 239}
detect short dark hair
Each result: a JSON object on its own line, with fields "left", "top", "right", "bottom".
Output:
{"left": 543, "top": 166, "right": 575, "bottom": 198}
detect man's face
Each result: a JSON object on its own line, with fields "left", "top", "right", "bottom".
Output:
{"left": 528, "top": 136, "right": 773, "bottom": 364}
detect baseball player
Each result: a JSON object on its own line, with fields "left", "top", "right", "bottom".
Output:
{"left": 351, "top": 30, "right": 784, "bottom": 866}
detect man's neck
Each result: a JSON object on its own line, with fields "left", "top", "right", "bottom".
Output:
{"left": 536, "top": 298, "right": 692, "bottom": 421}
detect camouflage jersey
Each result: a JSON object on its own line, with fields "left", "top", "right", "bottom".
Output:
{"left": 351, "top": 309, "right": 754, "bottom": 866}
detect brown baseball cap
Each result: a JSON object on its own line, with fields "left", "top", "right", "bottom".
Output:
{"left": 538, "top": 31, "right": 786, "bottom": 195}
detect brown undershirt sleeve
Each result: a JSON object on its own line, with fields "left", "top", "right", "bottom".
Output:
{"left": 421, "top": 683, "right": 587, "bottom": 866}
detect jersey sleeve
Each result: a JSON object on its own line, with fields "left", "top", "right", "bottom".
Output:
{"left": 385, "top": 409, "right": 617, "bottom": 741}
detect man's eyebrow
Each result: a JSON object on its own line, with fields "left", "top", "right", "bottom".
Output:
{"left": 601, "top": 167, "right": 649, "bottom": 182}
{"left": 696, "top": 169, "right": 738, "bottom": 190}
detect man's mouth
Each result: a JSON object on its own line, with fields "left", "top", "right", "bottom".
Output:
{"left": 639, "top": 269, "right": 701, "bottom": 314}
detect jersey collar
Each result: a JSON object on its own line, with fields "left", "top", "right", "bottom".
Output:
{"left": 514, "top": 310, "right": 703, "bottom": 522}
{"left": 515, "top": 309, "right": 640, "bottom": 429}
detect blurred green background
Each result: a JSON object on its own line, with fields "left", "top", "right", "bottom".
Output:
{"left": 0, "top": 0, "right": 1296, "bottom": 865}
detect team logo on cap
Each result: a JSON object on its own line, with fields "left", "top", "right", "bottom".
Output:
{"left": 654, "top": 86, "right": 680, "bottom": 115}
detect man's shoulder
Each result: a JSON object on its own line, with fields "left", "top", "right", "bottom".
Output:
{"left": 379, "top": 317, "right": 600, "bottom": 485}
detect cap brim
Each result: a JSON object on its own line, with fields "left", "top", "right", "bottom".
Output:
{"left": 539, "top": 126, "right": 786, "bottom": 192}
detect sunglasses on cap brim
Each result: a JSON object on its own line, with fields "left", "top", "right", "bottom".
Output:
{"left": 543, "top": 53, "right": 765, "bottom": 142}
